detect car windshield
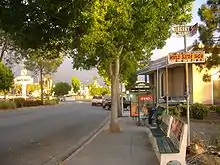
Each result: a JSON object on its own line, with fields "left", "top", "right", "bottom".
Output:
{"left": 93, "top": 96, "right": 102, "bottom": 99}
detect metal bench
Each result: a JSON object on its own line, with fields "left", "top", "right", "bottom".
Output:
{"left": 150, "top": 115, "right": 173, "bottom": 137}
{"left": 149, "top": 117, "right": 188, "bottom": 165}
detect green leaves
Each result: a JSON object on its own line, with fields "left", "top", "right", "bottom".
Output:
{"left": 0, "top": 62, "right": 14, "bottom": 92}
{"left": 88, "top": 82, "right": 110, "bottom": 96}
{"left": 197, "top": 0, "right": 220, "bottom": 71}
{"left": 53, "top": 82, "right": 71, "bottom": 96}
{"left": 0, "top": 0, "right": 87, "bottom": 50}
{"left": 198, "top": 0, "right": 219, "bottom": 46}
{"left": 71, "top": 0, "right": 194, "bottom": 70}
{"left": 24, "top": 49, "right": 63, "bottom": 75}
{"left": 71, "top": 76, "right": 81, "bottom": 93}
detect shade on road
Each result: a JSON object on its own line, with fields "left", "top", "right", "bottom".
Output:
{"left": 0, "top": 102, "right": 109, "bottom": 165}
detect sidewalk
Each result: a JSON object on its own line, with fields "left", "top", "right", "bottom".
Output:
{"left": 64, "top": 117, "right": 159, "bottom": 165}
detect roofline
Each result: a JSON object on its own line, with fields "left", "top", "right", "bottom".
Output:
{"left": 136, "top": 45, "right": 206, "bottom": 75}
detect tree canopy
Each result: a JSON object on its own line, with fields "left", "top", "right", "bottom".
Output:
{"left": 24, "top": 49, "right": 63, "bottom": 75}
{"left": 0, "top": 62, "right": 14, "bottom": 92}
{"left": 53, "top": 82, "right": 71, "bottom": 96}
{"left": 0, "top": 0, "right": 194, "bottom": 130}
{"left": 71, "top": 76, "right": 81, "bottom": 93}
{"left": 198, "top": 0, "right": 219, "bottom": 47}
{"left": 0, "top": 30, "right": 24, "bottom": 67}
{"left": 24, "top": 49, "right": 63, "bottom": 101}
{"left": 196, "top": 0, "right": 220, "bottom": 81}
{"left": 88, "top": 82, "right": 110, "bottom": 96}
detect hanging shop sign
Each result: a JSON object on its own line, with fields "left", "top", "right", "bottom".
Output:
{"left": 168, "top": 51, "right": 205, "bottom": 64}
{"left": 140, "top": 95, "right": 153, "bottom": 101}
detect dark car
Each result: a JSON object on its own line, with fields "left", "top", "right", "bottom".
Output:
{"left": 103, "top": 97, "right": 131, "bottom": 110}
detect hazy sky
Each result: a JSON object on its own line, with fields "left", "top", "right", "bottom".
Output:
{"left": 50, "top": 0, "right": 207, "bottom": 83}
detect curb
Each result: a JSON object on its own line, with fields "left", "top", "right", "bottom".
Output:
{"left": 42, "top": 115, "right": 110, "bottom": 165}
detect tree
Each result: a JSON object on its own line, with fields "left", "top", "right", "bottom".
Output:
{"left": 71, "top": 76, "right": 81, "bottom": 93}
{"left": 88, "top": 83, "right": 100, "bottom": 96}
{"left": 0, "top": 62, "right": 14, "bottom": 97}
{"left": 26, "top": 84, "right": 37, "bottom": 95}
{"left": 195, "top": 0, "right": 220, "bottom": 80}
{"left": 0, "top": 0, "right": 194, "bottom": 132}
{"left": 14, "top": 84, "right": 22, "bottom": 94}
{"left": 0, "top": 30, "right": 24, "bottom": 67}
{"left": 53, "top": 82, "right": 71, "bottom": 97}
{"left": 88, "top": 82, "right": 110, "bottom": 96}
{"left": 24, "top": 49, "right": 63, "bottom": 102}
{"left": 100, "top": 87, "right": 111, "bottom": 96}
{"left": 70, "top": 0, "right": 194, "bottom": 132}
{"left": 198, "top": 0, "right": 219, "bottom": 47}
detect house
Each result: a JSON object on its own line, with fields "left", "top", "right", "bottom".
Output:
{"left": 137, "top": 45, "right": 220, "bottom": 105}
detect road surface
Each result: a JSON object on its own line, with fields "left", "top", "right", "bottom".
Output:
{"left": 0, "top": 102, "right": 109, "bottom": 165}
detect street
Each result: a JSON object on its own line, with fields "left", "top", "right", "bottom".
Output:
{"left": 0, "top": 102, "right": 109, "bottom": 165}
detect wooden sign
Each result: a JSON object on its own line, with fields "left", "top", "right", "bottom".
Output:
{"left": 171, "top": 23, "right": 198, "bottom": 37}
{"left": 168, "top": 51, "right": 205, "bottom": 64}
{"left": 171, "top": 25, "right": 191, "bottom": 36}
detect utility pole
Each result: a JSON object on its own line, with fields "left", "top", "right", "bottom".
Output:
{"left": 165, "top": 62, "right": 169, "bottom": 114}
{"left": 156, "top": 67, "right": 159, "bottom": 107}
{"left": 184, "top": 35, "right": 191, "bottom": 147}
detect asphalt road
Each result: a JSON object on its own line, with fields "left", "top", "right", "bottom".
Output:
{"left": 0, "top": 102, "right": 109, "bottom": 165}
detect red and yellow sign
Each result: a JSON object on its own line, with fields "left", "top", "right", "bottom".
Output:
{"left": 140, "top": 95, "right": 153, "bottom": 101}
{"left": 168, "top": 51, "right": 205, "bottom": 64}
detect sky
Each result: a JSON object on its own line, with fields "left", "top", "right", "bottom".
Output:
{"left": 51, "top": 0, "right": 207, "bottom": 83}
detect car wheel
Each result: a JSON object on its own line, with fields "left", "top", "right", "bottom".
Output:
{"left": 126, "top": 106, "right": 130, "bottom": 111}
{"left": 105, "top": 105, "right": 109, "bottom": 110}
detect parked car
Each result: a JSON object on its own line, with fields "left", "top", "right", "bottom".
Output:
{"left": 102, "top": 95, "right": 111, "bottom": 108}
{"left": 103, "top": 97, "right": 131, "bottom": 110}
{"left": 159, "top": 96, "right": 186, "bottom": 106}
{"left": 92, "top": 96, "right": 103, "bottom": 106}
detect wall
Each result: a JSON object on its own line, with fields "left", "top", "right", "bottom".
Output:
{"left": 160, "top": 65, "right": 185, "bottom": 97}
{"left": 192, "top": 64, "right": 213, "bottom": 104}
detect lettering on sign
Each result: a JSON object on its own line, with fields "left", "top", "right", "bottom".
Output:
{"left": 172, "top": 26, "right": 190, "bottom": 33}
{"left": 171, "top": 23, "right": 198, "bottom": 37}
{"left": 168, "top": 51, "right": 205, "bottom": 64}
{"left": 140, "top": 95, "right": 153, "bottom": 101}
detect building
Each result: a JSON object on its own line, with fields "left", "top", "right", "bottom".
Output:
{"left": 137, "top": 45, "right": 220, "bottom": 105}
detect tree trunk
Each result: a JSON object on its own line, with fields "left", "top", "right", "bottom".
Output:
{"left": 40, "top": 69, "right": 44, "bottom": 104}
{"left": 109, "top": 57, "right": 121, "bottom": 132}
{"left": 3, "top": 90, "right": 7, "bottom": 100}
{"left": 117, "top": 78, "right": 122, "bottom": 117}
{"left": 0, "top": 41, "right": 7, "bottom": 62}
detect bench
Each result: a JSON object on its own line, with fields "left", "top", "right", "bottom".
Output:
{"left": 149, "top": 117, "right": 188, "bottom": 165}
{"left": 150, "top": 115, "right": 173, "bottom": 137}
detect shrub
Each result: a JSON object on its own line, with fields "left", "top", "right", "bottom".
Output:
{"left": 0, "top": 101, "right": 16, "bottom": 109}
{"left": 10, "top": 98, "right": 25, "bottom": 108}
{"left": 168, "top": 106, "right": 181, "bottom": 117}
{"left": 209, "top": 105, "right": 217, "bottom": 112}
{"left": 44, "top": 99, "right": 59, "bottom": 105}
{"left": 180, "top": 104, "right": 187, "bottom": 116}
{"left": 216, "top": 106, "right": 220, "bottom": 113}
{"left": 191, "top": 103, "right": 209, "bottom": 120}
{"left": 23, "top": 100, "right": 43, "bottom": 107}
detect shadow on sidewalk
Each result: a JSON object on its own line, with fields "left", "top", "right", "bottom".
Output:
{"left": 64, "top": 117, "right": 159, "bottom": 165}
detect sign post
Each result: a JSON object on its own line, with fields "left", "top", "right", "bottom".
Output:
{"left": 170, "top": 23, "right": 203, "bottom": 147}
{"left": 184, "top": 34, "right": 190, "bottom": 147}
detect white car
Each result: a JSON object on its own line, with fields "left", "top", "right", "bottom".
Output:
{"left": 92, "top": 96, "right": 103, "bottom": 106}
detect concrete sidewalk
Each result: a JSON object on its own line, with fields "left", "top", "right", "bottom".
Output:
{"left": 64, "top": 117, "right": 159, "bottom": 165}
